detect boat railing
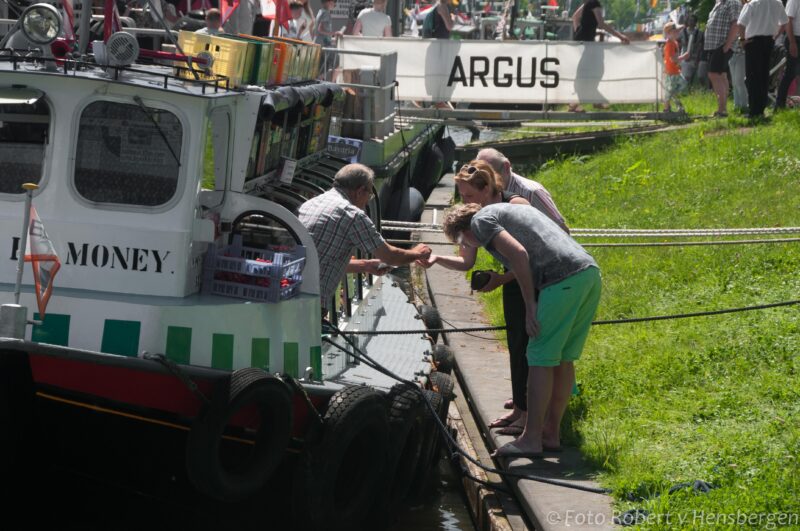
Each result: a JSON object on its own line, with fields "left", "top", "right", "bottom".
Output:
{"left": 319, "top": 48, "right": 399, "bottom": 141}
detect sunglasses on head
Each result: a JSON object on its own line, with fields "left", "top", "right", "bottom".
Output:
{"left": 460, "top": 164, "right": 479, "bottom": 175}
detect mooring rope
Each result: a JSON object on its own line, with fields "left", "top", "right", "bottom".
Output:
{"left": 381, "top": 221, "right": 800, "bottom": 237}
{"left": 385, "top": 237, "right": 800, "bottom": 247}
{"left": 334, "top": 299, "right": 800, "bottom": 336}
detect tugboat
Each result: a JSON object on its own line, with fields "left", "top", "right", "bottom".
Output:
{"left": 0, "top": 4, "right": 454, "bottom": 529}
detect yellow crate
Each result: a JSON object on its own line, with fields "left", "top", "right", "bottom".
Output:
{"left": 176, "top": 30, "right": 255, "bottom": 88}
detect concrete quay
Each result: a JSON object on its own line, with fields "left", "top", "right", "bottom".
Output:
{"left": 420, "top": 175, "right": 615, "bottom": 531}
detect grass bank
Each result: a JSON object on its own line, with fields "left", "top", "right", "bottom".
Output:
{"left": 473, "top": 110, "right": 800, "bottom": 527}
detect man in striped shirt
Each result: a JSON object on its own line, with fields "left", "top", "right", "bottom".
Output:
{"left": 477, "top": 148, "right": 569, "bottom": 233}
{"left": 298, "top": 164, "right": 431, "bottom": 310}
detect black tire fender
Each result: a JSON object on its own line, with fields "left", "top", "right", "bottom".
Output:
{"left": 418, "top": 305, "right": 443, "bottom": 344}
{"left": 293, "top": 385, "right": 390, "bottom": 531}
{"left": 185, "top": 368, "right": 292, "bottom": 502}
{"left": 407, "top": 389, "right": 444, "bottom": 498}
{"left": 432, "top": 344, "right": 455, "bottom": 374}
{"left": 367, "top": 384, "right": 428, "bottom": 526}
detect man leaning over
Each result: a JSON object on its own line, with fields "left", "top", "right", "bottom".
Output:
{"left": 298, "top": 163, "right": 432, "bottom": 311}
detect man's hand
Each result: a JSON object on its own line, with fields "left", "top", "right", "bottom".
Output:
{"left": 412, "top": 243, "right": 432, "bottom": 260}
{"left": 723, "top": 43, "right": 731, "bottom": 53}
{"left": 526, "top": 301, "right": 540, "bottom": 337}
{"left": 619, "top": 34, "right": 630, "bottom": 44}
{"left": 477, "top": 271, "right": 505, "bottom": 293}
{"left": 361, "top": 259, "right": 391, "bottom": 276}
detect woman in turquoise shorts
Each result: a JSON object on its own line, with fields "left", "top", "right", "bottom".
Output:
{"left": 441, "top": 202, "right": 601, "bottom": 458}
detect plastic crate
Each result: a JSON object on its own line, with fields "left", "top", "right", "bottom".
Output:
{"left": 225, "top": 34, "right": 274, "bottom": 85}
{"left": 203, "top": 237, "right": 305, "bottom": 302}
{"left": 176, "top": 31, "right": 255, "bottom": 88}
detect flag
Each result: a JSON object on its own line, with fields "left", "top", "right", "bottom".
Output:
{"left": 275, "top": 0, "right": 291, "bottom": 30}
{"left": 61, "top": 0, "right": 76, "bottom": 41}
{"left": 548, "top": 0, "right": 558, "bottom": 6}
{"left": 650, "top": 0, "right": 658, "bottom": 8}
{"left": 24, "top": 207, "right": 61, "bottom": 319}
{"left": 103, "top": 0, "right": 122, "bottom": 40}
{"left": 221, "top": 0, "right": 241, "bottom": 26}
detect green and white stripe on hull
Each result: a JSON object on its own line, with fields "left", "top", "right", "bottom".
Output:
{"left": 6, "top": 290, "right": 323, "bottom": 379}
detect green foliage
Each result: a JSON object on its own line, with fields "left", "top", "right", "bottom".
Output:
{"left": 472, "top": 111, "right": 800, "bottom": 526}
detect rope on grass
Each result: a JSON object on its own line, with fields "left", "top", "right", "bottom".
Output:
{"left": 334, "top": 299, "right": 800, "bottom": 336}
{"left": 385, "top": 237, "right": 800, "bottom": 247}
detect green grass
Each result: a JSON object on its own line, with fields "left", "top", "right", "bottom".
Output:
{"left": 474, "top": 90, "right": 731, "bottom": 144}
{"left": 472, "top": 111, "right": 800, "bottom": 527}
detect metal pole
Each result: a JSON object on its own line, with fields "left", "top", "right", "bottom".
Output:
{"left": 13, "top": 183, "right": 38, "bottom": 305}
{"left": 79, "top": 0, "right": 92, "bottom": 55}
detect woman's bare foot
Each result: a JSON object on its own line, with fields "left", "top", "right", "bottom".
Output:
{"left": 489, "top": 409, "right": 523, "bottom": 428}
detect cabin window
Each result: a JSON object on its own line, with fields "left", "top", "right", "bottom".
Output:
{"left": 74, "top": 101, "right": 182, "bottom": 207}
{"left": 0, "top": 93, "right": 49, "bottom": 195}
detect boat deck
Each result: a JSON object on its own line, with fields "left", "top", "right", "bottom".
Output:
{"left": 323, "top": 275, "right": 432, "bottom": 391}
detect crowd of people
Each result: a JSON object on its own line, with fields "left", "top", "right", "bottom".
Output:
{"left": 662, "top": 0, "right": 797, "bottom": 118}
{"left": 299, "top": 155, "right": 599, "bottom": 459}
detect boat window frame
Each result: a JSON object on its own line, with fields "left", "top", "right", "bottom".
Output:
{"left": 207, "top": 105, "right": 231, "bottom": 192}
{"left": 0, "top": 88, "right": 54, "bottom": 201}
{"left": 68, "top": 94, "right": 190, "bottom": 214}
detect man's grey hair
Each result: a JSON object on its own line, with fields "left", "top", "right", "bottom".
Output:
{"left": 334, "top": 163, "right": 375, "bottom": 192}
{"left": 476, "top": 148, "right": 509, "bottom": 176}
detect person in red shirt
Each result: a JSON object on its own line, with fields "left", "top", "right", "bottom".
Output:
{"left": 663, "top": 22, "right": 689, "bottom": 112}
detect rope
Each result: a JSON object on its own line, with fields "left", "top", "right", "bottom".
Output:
{"left": 333, "top": 299, "right": 800, "bottom": 335}
{"left": 381, "top": 221, "right": 800, "bottom": 237}
{"left": 386, "top": 238, "right": 800, "bottom": 247}
{"left": 142, "top": 352, "right": 210, "bottom": 405}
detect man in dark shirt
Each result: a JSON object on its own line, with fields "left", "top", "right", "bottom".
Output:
{"left": 572, "top": 0, "right": 629, "bottom": 42}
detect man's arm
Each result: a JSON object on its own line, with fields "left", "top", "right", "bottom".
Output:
{"left": 372, "top": 242, "right": 432, "bottom": 266}
{"left": 593, "top": 8, "right": 630, "bottom": 43}
{"left": 437, "top": 2, "right": 454, "bottom": 31}
{"left": 572, "top": 4, "right": 584, "bottom": 31}
{"left": 352, "top": 19, "right": 363, "bottom": 35}
{"left": 488, "top": 230, "right": 540, "bottom": 337}
{"left": 723, "top": 21, "right": 741, "bottom": 52}
{"left": 789, "top": 19, "right": 799, "bottom": 57}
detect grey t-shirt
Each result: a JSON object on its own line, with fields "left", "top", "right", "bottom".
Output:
{"left": 471, "top": 203, "right": 598, "bottom": 290}
{"left": 314, "top": 8, "right": 332, "bottom": 46}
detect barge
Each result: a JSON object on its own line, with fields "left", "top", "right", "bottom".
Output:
{"left": 0, "top": 4, "right": 453, "bottom": 529}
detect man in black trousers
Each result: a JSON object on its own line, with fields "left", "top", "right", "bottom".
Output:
{"left": 726, "top": 0, "right": 794, "bottom": 118}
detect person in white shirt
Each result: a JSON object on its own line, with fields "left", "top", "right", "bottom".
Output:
{"left": 196, "top": 8, "right": 224, "bottom": 35}
{"left": 281, "top": 2, "right": 307, "bottom": 39}
{"left": 725, "top": 0, "right": 793, "bottom": 117}
{"left": 352, "top": 0, "right": 392, "bottom": 37}
{"left": 775, "top": 0, "right": 800, "bottom": 108}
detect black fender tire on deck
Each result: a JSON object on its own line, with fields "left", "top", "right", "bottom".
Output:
{"left": 293, "top": 385, "right": 390, "bottom": 531}
{"left": 0, "top": 350, "right": 36, "bottom": 491}
{"left": 432, "top": 344, "right": 455, "bottom": 374}
{"left": 407, "top": 389, "right": 444, "bottom": 498}
{"left": 436, "top": 135, "right": 456, "bottom": 179}
{"left": 428, "top": 372, "right": 455, "bottom": 459}
{"left": 368, "top": 384, "right": 428, "bottom": 526}
{"left": 185, "top": 368, "right": 292, "bottom": 502}
{"left": 418, "top": 304, "right": 443, "bottom": 344}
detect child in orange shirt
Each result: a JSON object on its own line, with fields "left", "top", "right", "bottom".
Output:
{"left": 663, "top": 22, "right": 688, "bottom": 112}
